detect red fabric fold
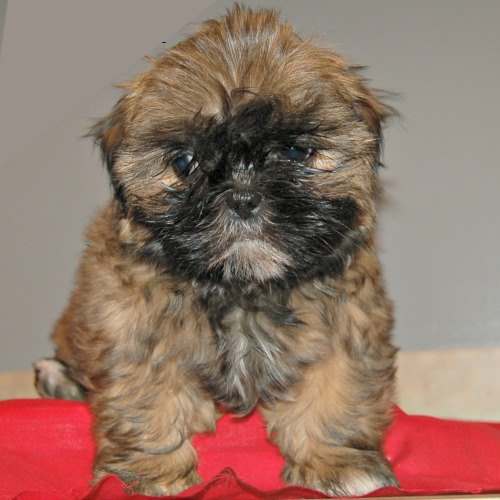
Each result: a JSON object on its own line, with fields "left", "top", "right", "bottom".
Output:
{"left": 1, "top": 400, "right": 500, "bottom": 499}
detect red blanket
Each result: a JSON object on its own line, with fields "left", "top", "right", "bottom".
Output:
{"left": 1, "top": 400, "right": 500, "bottom": 499}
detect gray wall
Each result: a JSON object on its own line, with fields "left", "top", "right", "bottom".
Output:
{"left": 1, "top": 0, "right": 499, "bottom": 371}
{"left": 0, "top": 1, "right": 6, "bottom": 55}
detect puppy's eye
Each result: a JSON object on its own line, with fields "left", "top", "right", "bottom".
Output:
{"left": 282, "top": 146, "right": 314, "bottom": 162}
{"left": 172, "top": 152, "right": 197, "bottom": 176}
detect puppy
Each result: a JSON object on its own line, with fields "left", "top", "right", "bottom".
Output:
{"left": 34, "top": 5, "right": 398, "bottom": 496}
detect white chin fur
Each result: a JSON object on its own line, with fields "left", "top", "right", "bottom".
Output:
{"left": 210, "top": 239, "right": 290, "bottom": 282}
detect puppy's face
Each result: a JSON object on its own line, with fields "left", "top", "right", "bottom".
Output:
{"left": 92, "top": 7, "right": 390, "bottom": 285}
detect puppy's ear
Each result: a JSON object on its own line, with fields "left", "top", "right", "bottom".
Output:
{"left": 87, "top": 97, "right": 127, "bottom": 173}
{"left": 353, "top": 91, "right": 388, "bottom": 140}
{"left": 347, "top": 68, "right": 396, "bottom": 164}
{"left": 86, "top": 97, "right": 128, "bottom": 204}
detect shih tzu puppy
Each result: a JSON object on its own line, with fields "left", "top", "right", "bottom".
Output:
{"left": 34, "top": 5, "right": 398, "bottom": 496}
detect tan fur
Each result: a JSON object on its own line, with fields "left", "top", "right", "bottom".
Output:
{"left": 51, "top": 204, "right": 219, "bottom": 494}
{"left": 37, "top": 5, "right": 398, "bottom": 496}
{"left": 262, "top": 247, "right": 397, "bottom": 494}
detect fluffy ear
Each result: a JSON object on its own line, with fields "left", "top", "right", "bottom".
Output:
{"left": 348, "top": 67, "right": 396, "bottom": 165}
{"left": 86, "top": 97, "right": 128, "bottom": 203}
{"left": 87, "top": 96, "right": 127, "bottom": 173}
{"left": 353, "top": 92, "right": 388, "bottom": 140}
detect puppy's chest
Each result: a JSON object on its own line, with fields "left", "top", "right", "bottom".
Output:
{"left": 200, "top": 297, "right": 323, "bottom": 415}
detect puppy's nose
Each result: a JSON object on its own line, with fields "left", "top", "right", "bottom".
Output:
{"left": 225, "top": 190, "right": 262, "bottom": 219}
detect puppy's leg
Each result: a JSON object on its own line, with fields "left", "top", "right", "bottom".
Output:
{"left": 91, "top": 361, "right": 217, "bottom": 496}
{"left": 261, "top": 305, "right": 398, "bottom": 496}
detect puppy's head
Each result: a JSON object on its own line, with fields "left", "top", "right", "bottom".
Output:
{"left": 91, "top": 5, "right": 392, "bottom": 285}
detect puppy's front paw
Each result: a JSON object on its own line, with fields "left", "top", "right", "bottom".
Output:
{"left": 94, "top": 458, "right": 201, "bottom": 496}
{"left": 284, "top": 449, "right": 398, "bottom": 497}
{"left": 124, "top": 469, "right": 201, "bottom": 496}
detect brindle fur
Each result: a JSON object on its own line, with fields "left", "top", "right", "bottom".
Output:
{"left": 35, "top": 5, "right": 398, "bottom": 496}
